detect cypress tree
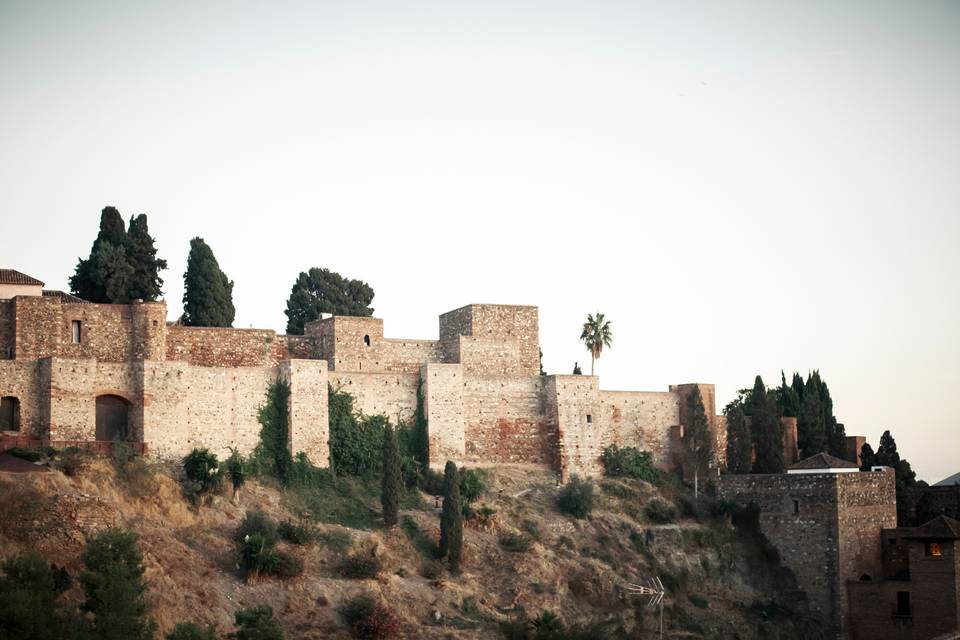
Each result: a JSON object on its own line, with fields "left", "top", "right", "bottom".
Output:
{"left": 797, "top": 379, "right": 825, "bottom": 457}
{"left": 70, "top": 206, "right": 129, "bottom": 302}
{"left": 79, "top": 529, "right": 157, "bottom": 640}
{"left": 182, "top": 237, "right": 235, "bottom": 327}
{"left": 750, "top": 376, "right": 784, "bottom": 474}
{"left": 381, "top": 423, "right": 402, "bottom": 527}
{"left": 125, "top": 214, "right": 167, "bottom": 301}
{"left": 776, "top": 371, "right": 800, "bottom": 418}
{"left": 859, "top": 442, "right": 876, "bottom": 471}
{"left": 724, "top": 402, "right": 752, "bottom": 474}
{"left": 791, "top": 371, "right": 805, "bottom": 405}
{"left": 683, "top": 386, "right": 713, "bottom": 486}
{"left": 439, "top": 461, "right": 463, "bottom": 572}
{"left": 412, "top": 379, "right": 429, "bottom": 470}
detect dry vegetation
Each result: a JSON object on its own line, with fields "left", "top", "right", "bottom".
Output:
{"left": 0, "top": 457, "right": 825, "bottom": 639}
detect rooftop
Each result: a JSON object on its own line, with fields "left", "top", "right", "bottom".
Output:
{"left": 934, "top": 471, "right": 960, "bottom": 487}
{"left": 0, "top": 269, "right": 44, "bottom": 286}
{"left": 904, "top": 515, "right": 960, "bottom": 540}
{"left": 788, "top": 452, "right": 859, "bottom": 472}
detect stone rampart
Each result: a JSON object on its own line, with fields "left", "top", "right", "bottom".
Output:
{"left": 329, "top": 371, "right": 420, "bottom": 425}
{"left": 421, "top": 363, "right": 465, "bottom": 465}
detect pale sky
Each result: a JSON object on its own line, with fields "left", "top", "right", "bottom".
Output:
{"left": 2, "top": 1, "right": 957, "bottom": 482}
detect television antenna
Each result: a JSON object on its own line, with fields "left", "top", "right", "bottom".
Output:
{"left": 627, "top": 576, "right": 666, "bottom": 638}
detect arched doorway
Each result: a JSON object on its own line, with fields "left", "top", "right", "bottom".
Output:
{"left": 95, "top": 395, "right": 129, "bottom": 441}
{"left": 0, "top": 397, "right": 20, "bottom": 431}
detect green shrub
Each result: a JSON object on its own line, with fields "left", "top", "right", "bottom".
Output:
{"left": 7, "top": 447, "right": 42, "bottom": 462}
{"left": 317, "top": 529, "right": 352, "bottom": 553}
{"left": 278, "top": 520, "right": 315, "bottom": 545}
{"left": 182, "top": 448, "right": 222, "bottom": 504}
{"left": 601, "top": 445, "right": 659, "bottom": 482}
{"left": 166, "top": 622, "right": 217, "bottom": 640}
{"left": 645, "top": 499, "right": 676, "bottom": 523}
{"left": 234, "top": 510, "right": 279, "bottom": 547}
{"left": 688, "top": 594, "right": 709, "bottom": 609}
{"left": 238, "top": 533, "right": 303, "bottom": 579}
{"left": 228, "top": 604, "right": 284, "bottom": 640}
{"left": 340, "top": 594, "right": 401, "bottom": 639}
{"left": 329, "top": 386, "right": 388, "bottom": 477}
{"left": 418, "top": 467, "right": 445, "bottom": 496}
{"left": 750, "top": 598, "right": 791, "bottom": 620}
{"left": 557, "top": 475, "right": 595, "bottom": 519}
{"left": 459, "top": 468, "right": 488, "bottom": 503}
{"left": 226, "top": 447, "right": 246, "bottom": 494}
{"left": 499, "top": 532, "right": 534, "bottom": 553}
{"left": 338, "top": 552, "right": 382, "bottom": 579}
{"left": 521, "top": 519, "right": 541, "bottom": 541}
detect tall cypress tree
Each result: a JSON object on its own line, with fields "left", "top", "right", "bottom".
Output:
{"left": 797, "top": 379, "right": 825, "bottom": 457}
{"left": 683, "top": 386, "right": 713, "bottom": 486}
{"left": 125, "top": 214, "right": 167, "bottom": 301}
{"left": 439, "top": 460, "right": 463, "bottom": 572}
{"left": 381, "top": 423, "right": 402, "bottom": 527}
{"left": 750, "top": 376, "right": 784, "bottom": 474}
{"left": 859, "top": 442, "right": 876, "bottom": 471}
{"left": 776, "top": 371, "right": 800, "bottom": 418}
{"left": 70, "top": 206, "right": 128, "bottom": 302}
{"left": 70, "top": 207, "right": 166, "bottom": 303}
{"left": 724, "top": 402, "right": 752, "bottom": 474}
{"left": 182, "top": 237, "right": 235, "bottom": 327}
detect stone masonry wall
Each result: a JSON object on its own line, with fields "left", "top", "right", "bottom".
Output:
{"left": 307, "top": 316, "right": 440, "bottom": 374}
{"left": 439, "top": 305, "right": 539, "bottom": 377}
{"left": 329, "top": 371, "right": 420, "bottom": 426}
{"left": 718, "top": 472, "right": 842, "bottom": 631}
{"left": 167, "top": 326, "right": 279, "bottom": 367}
{"left": 46, "top": 358, "right": 144, "bottom": 442}
{"left": 836, "top": 470, "right": 897, "bottom": 633}
{"left": 421, "top": 363, "right": 466, "bottom": 466}
{"left": 143, "top": 361, "right": 276, "bottom": 460}
{"left": 461, "top": 375, "right": 555, "bottom": 466}
{"left": 717, "top": 470, "right": 895, "bottom": 636}
{"left": 0, "top": 300, "right": 14, "bottom": 358}
{"left": 12, "top": 298, "right": 167, "bottom": 363}
{"left": 597, "top": 389, "right": 681, "bottom": 468}
{"left": 0, "top": 360, "right": 43, "bottom": 436}
{"left": 281, "top": 360, "right": 329, "bottom": 465}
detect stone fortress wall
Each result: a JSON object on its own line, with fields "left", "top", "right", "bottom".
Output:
{"left": 0, "top": 295, "right": 727, "bottom": 478}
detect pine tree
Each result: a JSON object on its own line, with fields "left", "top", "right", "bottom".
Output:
{"left": 125, "top": 214, "right": 167, "bottom": 301}
{"left": 79, "top": 529, "right": 157, "bottom": 640}
{"left": 381, "top": 423, "right": 402, "bottom": 527}
{"left": 182, "top": 237, "right": 235, "bottom": 327}
{"left": 0, "top": 552, "right": 73, "bottom": 640}
{"left": 439, "top": 461, "right": 463, "bottom": 572}
{"left": 797, "top": 378, "right": 825, "bottom": 457}
{"left": 750, "top": 376, "right": 784, "bottom": 474}
{"left": 724, "top": 402, "right": 752, "bottom": 474}
{"left": 284, "top": 267, "right": 374, "bottom": 335}
{"left": 683, "top": 386, "right": 713, "bottom": 493}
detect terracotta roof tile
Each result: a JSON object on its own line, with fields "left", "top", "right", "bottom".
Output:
{"left": 788, "top": 452, "right": 859, "bottom": 470}
{"left": 0, "top": 269, "right": 44, "bottom": 286}
{"left": 42, "top": 290, "right": 90, "bottom": 304}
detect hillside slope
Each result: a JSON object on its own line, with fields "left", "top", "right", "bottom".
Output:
{"left": 0, "top": 456, "right": 826, "bottom": 639}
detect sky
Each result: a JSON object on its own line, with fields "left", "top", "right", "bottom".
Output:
{"left": 1, "top": 1, "right": 958, "bottom": 483}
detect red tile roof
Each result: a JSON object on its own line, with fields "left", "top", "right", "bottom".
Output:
{"left": 0, "top": 269, "right": 44, "bottom": 286}
{"left": 42, "top": 290, "right": 90, "bottom": 304}
{"left": 788, "top": 452, "right": 859, "bottom": 470}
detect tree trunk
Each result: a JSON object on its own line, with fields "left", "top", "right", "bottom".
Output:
{"left": 590, "top": 354, "right": 595, "bottom": 376}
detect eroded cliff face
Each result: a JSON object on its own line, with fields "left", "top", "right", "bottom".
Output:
{"left": 0, "top": 458, "right": 825, "bottom": 639}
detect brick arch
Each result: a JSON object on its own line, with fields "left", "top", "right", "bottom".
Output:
{"left": 93, "top": 388, "right": 134, "bottom": 404}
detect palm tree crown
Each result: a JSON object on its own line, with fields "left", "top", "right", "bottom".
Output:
{"left": 579, "top": 312, "right": 613, "bottom": 376}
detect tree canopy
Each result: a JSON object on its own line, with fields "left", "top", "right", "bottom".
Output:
{"left": 284, "top": 268, "right": 374, "bottom": 335}
{"left": 70, "top": 207, "right": 166, "bottom": 303}
{"left": 683, "top": 386, "right": 713, "bottom": 480}
{"left": 724, "top": 400, "right": 752, "bottom": 474}
{"left": 750, "top": 376, "right": 784, "bottom": 474}
{"left": 182, "top": 237, "right": 235, "bottom": 327}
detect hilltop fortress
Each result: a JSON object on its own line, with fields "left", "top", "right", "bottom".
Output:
{"left": 0, "top": 275, "right": 749, "bottom": 478}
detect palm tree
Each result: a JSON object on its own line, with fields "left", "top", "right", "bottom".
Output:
{"left": 579, "top": 312, "right": 613, "bottom": 376}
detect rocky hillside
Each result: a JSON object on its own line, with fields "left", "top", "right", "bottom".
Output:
{"left": 0, "top": 454, "right": 826, "bottom": 639}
